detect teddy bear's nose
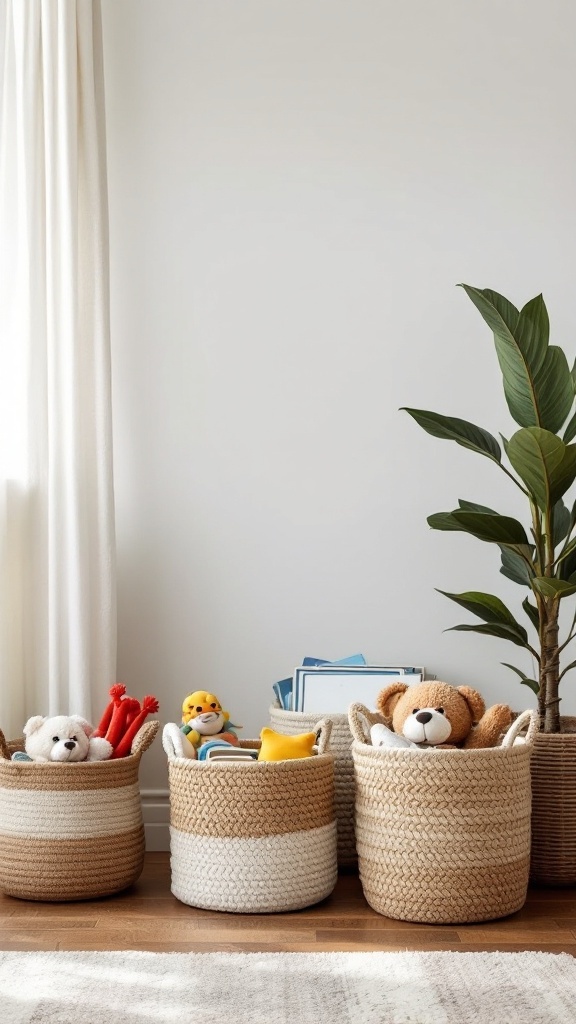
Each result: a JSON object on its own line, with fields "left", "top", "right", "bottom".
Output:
{"left": 64, "top": 741, "right": 75, "bottom": 750}
{"left": 415, "top": 711, "right": 433, "bottom": 724}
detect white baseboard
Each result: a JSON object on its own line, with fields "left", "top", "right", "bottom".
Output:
{"left": 142, "top": 788, "right": 170, "bottom": 851}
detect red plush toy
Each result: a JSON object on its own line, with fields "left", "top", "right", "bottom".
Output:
{"left": 94, "top": 685, "right": 159, "bottom": 759}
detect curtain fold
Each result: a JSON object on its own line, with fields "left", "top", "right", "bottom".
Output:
{"left": 0, "top": 0, "right": 116, "bottom": 735}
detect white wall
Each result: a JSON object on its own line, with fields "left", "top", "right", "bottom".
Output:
{"left": 101, "top": 0, "right": 576, "bottom": 794}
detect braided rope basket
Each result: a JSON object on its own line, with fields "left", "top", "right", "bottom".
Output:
{"left": 530, "top": 716, "right": 576, "bottom": 886}
{"left": 163, "top": 720, "right": 337, "bottom": 913}
{"left": 268, "top": 703, "right": 381, "bottom": 867}
{"left": 0, "top": 721, "right": 159, "bottom": 901}
{"left": 349, "top": 704, "right": 536, "bottom": 924}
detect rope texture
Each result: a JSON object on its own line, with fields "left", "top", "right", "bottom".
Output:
{"left": 170, "top": 821, "right": 338, "bottom": 913}
{"left": 166, "top": 737, "right": 337, "bottom": 911}
{"left": 350, "top": 706, "right": 536, "bottom": 924}
{"left": 0, "top": 723, "right": 157, "bottom": 900}
{"left": 269, "top": 704, "right": 386, "bottom": 866}
{"left": 530, "top": 716, "right": 576, "bottom": 885}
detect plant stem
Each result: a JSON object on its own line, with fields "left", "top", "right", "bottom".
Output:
{"left": 541, "top": 604, "right": 561, "bottom": 732}
{"left": 498, "top": 462, "right": 532, "bottom": 498}
{"left": 557, "top": 606, "right": 576, "bottom": 656}
{"left": 530, "top": 502, "right": 545, "bottom": 577}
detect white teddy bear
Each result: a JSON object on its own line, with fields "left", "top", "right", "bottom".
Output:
{"left": 22, "top": 715, "right": 113, "bottom": 763}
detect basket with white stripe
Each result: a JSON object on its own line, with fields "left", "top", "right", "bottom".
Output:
{"left": 268, "top": 703, "right": 377, "bottom": 868}
{"left": 163, "top": 720, "right": 337, "bottom": 913}
{"left": 0, "top": 721, "right": 159, "bottom": 901}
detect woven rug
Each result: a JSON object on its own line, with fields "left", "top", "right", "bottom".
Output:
{"left": 0, "top": 949, "right": 575, "bottom": 1023}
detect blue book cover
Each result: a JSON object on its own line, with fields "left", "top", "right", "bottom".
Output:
{"left": 302, "top": 654, "right": 367, "bottom": 667}
{"left": 274, "top": 654, "right": 368, "bottom": 709}
{"left": 272, "top": 678, "right": 293, "bottom": 710}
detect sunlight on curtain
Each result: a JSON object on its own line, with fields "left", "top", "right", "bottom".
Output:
{"left": 0, "top": 0, "right": 116, "bottom": 736}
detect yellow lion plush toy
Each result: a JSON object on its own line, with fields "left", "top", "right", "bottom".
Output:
{"left": 180, "top": 691, "right": 241, "bottom": 750}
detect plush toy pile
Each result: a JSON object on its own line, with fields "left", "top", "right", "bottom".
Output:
{"left": 13, "top": 684, "right": 160, "bottom": 763}
{"left": 166, "top": 690, "right": 242, "bottom": 759}
{"left": 370, "top": 679, "right": 512, "bottom": 751}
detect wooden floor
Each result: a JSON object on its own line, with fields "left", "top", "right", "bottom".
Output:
{"left": 1, "top": 853, "right": 576, "bottom": 954}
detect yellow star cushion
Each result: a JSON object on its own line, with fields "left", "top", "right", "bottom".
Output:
{"left": 257, "top": 727, "right": 316, "bottom": 762}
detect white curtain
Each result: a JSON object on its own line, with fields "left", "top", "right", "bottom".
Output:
{"left": 0, "top": 0, "right": 116, "bottom": 735}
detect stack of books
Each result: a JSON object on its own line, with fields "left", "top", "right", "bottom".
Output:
{"left": 273, "top": 655, "right": 426, "bottom": 714}
{"left": 197, "top": 740, "right": 258, "bottom": 764}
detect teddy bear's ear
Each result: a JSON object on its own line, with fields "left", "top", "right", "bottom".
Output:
{"left": 457, "top": 686, "right": 486, "bottom": 724}
{"left": 376, "top": 682, "right": 408, "bottom": 720}
{"left": 69, "top": 716, "right": 93, "bottom": 738}
{"left": 23, "top": 716, "right": 46, "bottom": 737}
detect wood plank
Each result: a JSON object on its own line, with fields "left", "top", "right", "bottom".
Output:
{"left": 91, "top": 920, "right": 316, "bottom": 943}
{"left": 315, "top": 928, "right": 462, "bottom": 945}
{"left": 0, "top": 853, "right": 573, "bottom": 955}
{"left": 0, "top": 918, "right": 98, "bottom": 931}
{"left": 456, "top": 928, "right": 576, "bottom": 944}
{"left": 0, "top": 940, "right": 60, "bottom": 951}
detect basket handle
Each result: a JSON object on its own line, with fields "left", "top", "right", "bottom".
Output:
{"left": 348, "top": 702, "right": 384, "bottom": 744}
{"left": 0, "top": 729, "right": 10, "bottom": 761}
{"left": 501, "top": 709, "right": 538, "bottom": 748}
{"left": 130, "top": 720, "right": 159, "bottom": 756}
{"left": 314, "top": 718, "right": 333, "bottom": 754}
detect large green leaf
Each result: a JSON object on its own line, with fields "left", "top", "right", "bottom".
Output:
{"left": 522, "top": 596, "right": 540, "bottom": 632}
{"left": 559, "top": 544, "right": 576, "bottom": 582}
{"left": 555, "top": 534, "right": 576, "bottom": 568}
{"left": 428, "top": 510, "right": 529, "bottom": 546}
{"left": 515, "top": 294, "right": 549, "bottom": 372}
{"left": 500, "top": 548, "right": 534, "bottom": 586}
{"left": 532, "top": 577, "right": 576, "bottom": 599}
{"left": 455, "top": 501, "right": 535, "bottom": 582}
{"left": 506, "top": 427, "right": 576, "bottom": 511}
{"left": 481, "top": 289, "right": 520, "bottom": 333}
{"left": 564, "top": 409, "right": 576, "bottom": 444}
{"left": 457, "top": 499, "right": 499, "bottom": 515}
{"left": 460, "top": 286, "right": 573, "bottom": 432}
{"left": 501, "top": 663, "right": 540, "bottom": 695}
{"left": 446, "top": 622, "right": 532, "bottom": 648}
{"left": 402, "top": 409, "right": 501, "bottom": 462}
{"left": 560, "top": 555, "right": 576, "bottom": 581}
{"left": 553, "top": 499, "right": 572, "bottom": 547}
{"left": 535, "top": 347, "right": 575, "bottom": 433}
{"left": 437, "top": 589, "right": 526, "bottom": 632}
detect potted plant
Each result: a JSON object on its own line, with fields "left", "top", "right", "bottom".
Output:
{"left": 404, "top": 284, "right": 576, "bottom": 885}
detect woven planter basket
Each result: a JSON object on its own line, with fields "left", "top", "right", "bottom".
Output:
{"left": 268, "top": 703, "right": 372, "bottom": 867}
{"left": 349, "top": 703, "right": 536, "bottom": 925}
{"left": 163, "top": 720, "right": 337, "bottom": 913}
{"left": 0, "top": 721, "right": 159, "bottom": 902}
{"left": 530, "top": 716, "right": 576, "bottom": 886}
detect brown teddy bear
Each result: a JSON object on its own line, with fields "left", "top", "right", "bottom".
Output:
{"left": 376, "top": 679, "right": 512, "bottom": 749}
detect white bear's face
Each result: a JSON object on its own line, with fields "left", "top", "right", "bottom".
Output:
{"left": 23, "top": 715, "right": 92, "bottom": 762}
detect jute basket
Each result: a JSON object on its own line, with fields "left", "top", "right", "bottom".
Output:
{"left": 163, "top": 720, "right": 337, "bottom": 913}
{"left": 530, "top": 716, "right": 576, "bottom": 886}
{"left": 268, "top": 702, "right": 382, "bottom": 867}
{"left": 349, "top": 704, "right": 536, "bottom": 924}
{"left": 0, "top": 721, "right": 159, "bottom": 901}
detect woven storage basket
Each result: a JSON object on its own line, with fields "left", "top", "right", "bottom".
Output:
{"left": 269, "top": 702, "right": 370, "bottom": 867}
{"left": 163, "top": 720, "right": 337, "bottom": 913}
{"left": 0, "top": 721, "right": 159, "bottom": 901}
{"left": 530, "top": 716, "right": 576, "bottom": 886}
{"left": 349, "top": 704, "right": 536, "bottom": 925}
